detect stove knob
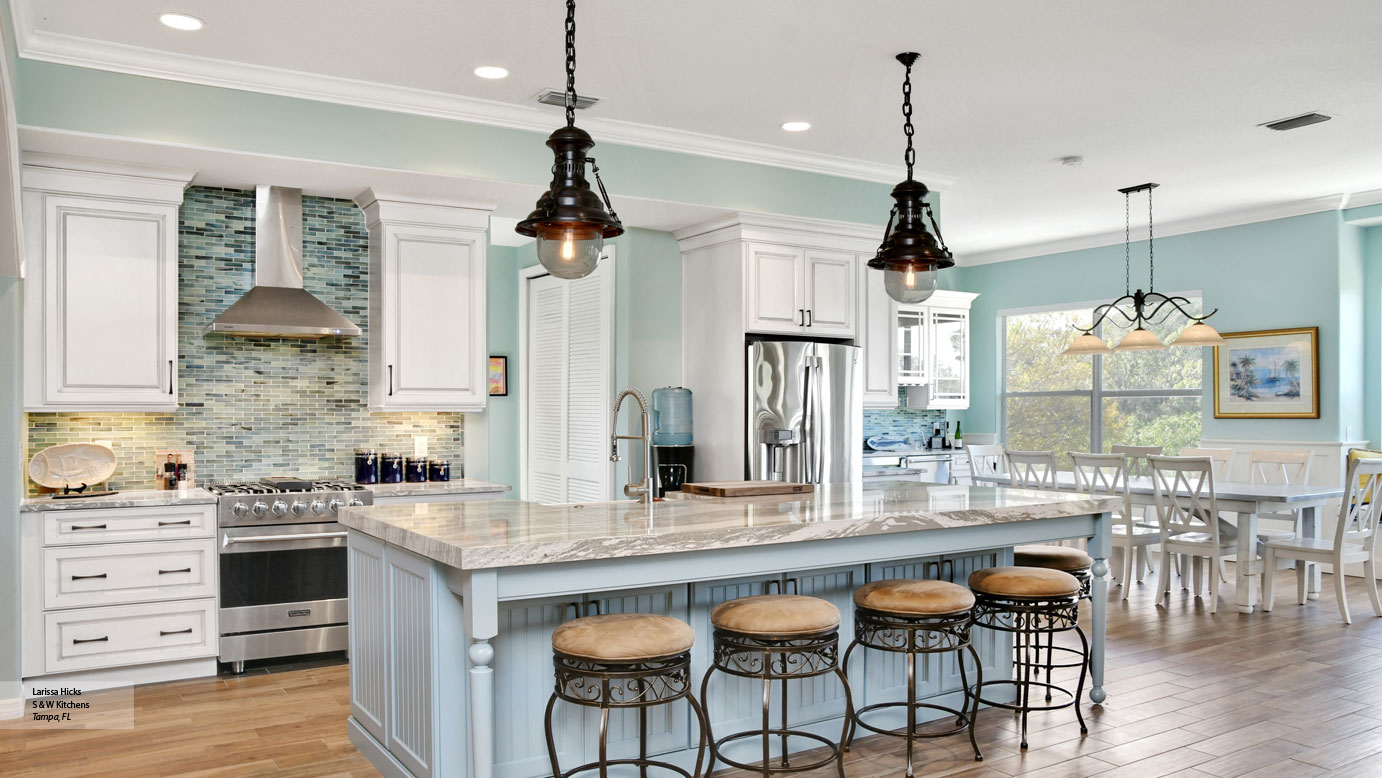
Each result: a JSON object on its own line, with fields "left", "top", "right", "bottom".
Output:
{"left": 290, "top": 500, "right": 308, "bottom": 516}
{"left": 328, "top": 499, "right": 345, "bottom": 514}
{"left": 251, "top": 501, "right": 270, "bottom": 518}
{"left": 346, "top": 497, "right": 364, "bottom": 508}
{"left": 310, "top": 500, "right": 327, "bottom": 516}
{"left": 271, "top": 500, "right": 288, "bottom": 517}
{"left": 230, "top": 503, "right": 250, "bottom": 518}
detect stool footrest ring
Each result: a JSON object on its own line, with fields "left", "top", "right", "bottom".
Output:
{"left": 853, "top": 700, "right": 973, "bottom": 739}
{"left": 557, "top": 757, "right": 695, "bottom": 778}
{"left": 972, "top": 678, "right": 1078, "bottom": 713}
{"left": 710, "top": 729, "right": 841, "bottom": 774}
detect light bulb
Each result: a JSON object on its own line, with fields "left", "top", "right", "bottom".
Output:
{"left": 561, "top": 229, "right": 575, "bottom": 261}
{"left": 536, "top": 224, "right": 603, "bottom": 280}
{"left": 883, "top": 263, "right": 937, "bottom": 304}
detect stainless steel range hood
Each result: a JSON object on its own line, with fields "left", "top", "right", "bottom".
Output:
{"left": 204, "top": 185, "right": 362, "bottom": 338}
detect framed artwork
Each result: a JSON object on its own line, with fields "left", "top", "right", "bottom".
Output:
{"left": 488, "top": 356, "right": 509, "bottom": 397}
{"left": 1212, "top": 327, "right": 1319, "bottom": 419}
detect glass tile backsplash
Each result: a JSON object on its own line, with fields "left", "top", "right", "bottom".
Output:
{"left": 862, "top": 389, "right": 947, "bottom": 442}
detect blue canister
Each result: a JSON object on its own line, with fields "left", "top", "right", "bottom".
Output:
{"left": 428, "top": 458, "right": 451, "bottom": 482}
{"left": 651, "top": 387, "right": 693, "bottom": 446}
{"left": 354, "top": 448, "right": 378, "bottom": 485}
{"left": 380, "top": 453, "right": 404, "bottom": 484}
{"left": 405, "top": 457, "right": 428, "bottom": 483}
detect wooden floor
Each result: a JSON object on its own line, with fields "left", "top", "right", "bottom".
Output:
{"left": 4, "top": 567, "right": 1382, "bottom": 777}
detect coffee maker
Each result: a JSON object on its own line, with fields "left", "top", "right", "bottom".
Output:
{"left": 652, "top": 445, "right": 693, "bottom": 498}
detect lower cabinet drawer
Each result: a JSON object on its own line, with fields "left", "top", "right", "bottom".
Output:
{"left": 44, "top": 539, "right": 216, "bottom": 610}
{"left": 43, "top": 505, "right": 216, "bottom": 546}
{"left": 44, "top": 598, "right": 217, "bottom": 674}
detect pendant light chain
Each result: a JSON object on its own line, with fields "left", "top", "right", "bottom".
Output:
{"left": 1123, "top": 191, "right": 1131, "bottom": 296}
{"left": 901, "top": 59, "right": 915, "bottom": 181}
{"left": 564, "top": 0, "right": 577, "bottom": 128}
{"left": 1147, "top": 185, "right": 1155, "bottom": 292}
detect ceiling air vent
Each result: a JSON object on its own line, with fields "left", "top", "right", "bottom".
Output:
{"left": 534, "top": 89, "right": 599, "bottom": 110}
{"left": 1260, "top": 112, "right": 1332, "bottom": 131}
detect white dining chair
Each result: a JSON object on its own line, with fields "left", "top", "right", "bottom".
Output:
{"left": 1148, "top": 455, "right": 1234, "bottom": 614}
{"left": 1006, "top": 450, "right": 1059, "bottom": 490}
{"left": 1072, "top": 452, "right": 1158, "bottom": 599}
{"left": 1179, "top": 447, "right": 1234, "bottom": 479}
{"left": 1263, "top": 457, "right": 1382, "bottom": 624}
{"left": 966, "top": 444, "right": 1005, "bottom": 480}
{"left": 1247, "top": 449, "right": 1313, "bottom": 540}
{"left": 1112, "top": 445, "right": 1162, "bottom": 478}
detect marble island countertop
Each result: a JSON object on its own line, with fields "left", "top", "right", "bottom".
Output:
{"left": 21, "top": 488, "right": 217, "bottom": 512}
{"left": 340, "top": 482, "right": 1119, "bottom": 571}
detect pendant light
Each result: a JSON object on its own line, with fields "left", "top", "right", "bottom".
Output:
{"left": 515, "top": 0, "right": 624, "bottom": 279}
{"left": 867, "top": 53, "right": 954, "bottom": 304}
{"left": 1062, "top": 183, "right": 1227, "bottom": 355}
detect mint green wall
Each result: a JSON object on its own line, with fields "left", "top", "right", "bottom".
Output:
{"left": 1362, "top": 226, "right": 1382, "bottom": 447}
{"left": 0, "top": 277, "right": 19, "bottom": 698}
{"left": 485, "top": 245, "right": 520, "bottom": 496}
{"left": 1339, "top": 218, "right": 1367, "bottom": 442}
{"left": 14, "top": 59, "right": 895, "bottom": 224}
{"left": 955, "top": 211, "right": 1358, "bottom": 444}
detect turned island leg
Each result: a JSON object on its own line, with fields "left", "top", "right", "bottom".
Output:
{"left": 463, "top": 569, "right": 499, "bottom": 778}
{"left": 1088, "top": 512, "right": 1111, "bottom": 704}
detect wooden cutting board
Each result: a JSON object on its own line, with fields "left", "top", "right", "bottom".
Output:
{"left": 681, "top": 481, "right": 815, "bottom": 498}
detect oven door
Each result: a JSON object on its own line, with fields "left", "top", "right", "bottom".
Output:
{"left": 219, "top": 522, "right": 349, "bottom": 634}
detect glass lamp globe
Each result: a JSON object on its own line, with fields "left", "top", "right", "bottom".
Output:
{"left": 536, "top": 223, "right": 603, "bottom": 280}
{"left": 883, "top": 263, "right": 938, "bottom": 305}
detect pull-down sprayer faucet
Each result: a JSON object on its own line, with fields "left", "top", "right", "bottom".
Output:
{"left": 610, "top": 388, "right": 654, "bottom": 503}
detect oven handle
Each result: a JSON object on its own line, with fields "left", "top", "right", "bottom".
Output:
{"left": 223, "top": 531, "right": 348, "bottom": 546}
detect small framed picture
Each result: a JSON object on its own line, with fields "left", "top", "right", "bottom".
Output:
{"left": 1212, "top": 327, "right": 1319, "bottom": 419}
{"left": 488, "top": 356, "right": 509, "bottom": 397}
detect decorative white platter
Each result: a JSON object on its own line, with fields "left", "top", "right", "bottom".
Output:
{"left": 28, "top": 443, "right": 117, "bottom": 489}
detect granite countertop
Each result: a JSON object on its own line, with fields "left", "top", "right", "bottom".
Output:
{"left": 340, "top": 482, "right": 1119, "bottom": 571}
{"left": 21, "top": 488, "right": 217, "bottom": 512}
{"left": 365, "top": 480, "right": 512, "bottom": 498}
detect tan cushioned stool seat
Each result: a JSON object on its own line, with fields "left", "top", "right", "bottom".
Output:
{"left": 854, "top": 579, "right": 975, "bottom": 616}
{"left": 711, "top": 594, "right": 841, "bottom": 636}
{"left": 968, "top": 566, "right": 1082, "bottom": 599}
{"left": 552, "top": 613, "right": 695, "bottom": 661}
{"left": 1013, "top": 545, "right": 1094, "bottom": 572}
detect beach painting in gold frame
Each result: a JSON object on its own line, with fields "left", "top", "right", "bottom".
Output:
{"left": 1213, "top": 327, "right": 1319, "bottom": 419}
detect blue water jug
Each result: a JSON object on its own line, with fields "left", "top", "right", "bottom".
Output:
{"left": 652, "top": 387, "right": 693, "bottom": 446}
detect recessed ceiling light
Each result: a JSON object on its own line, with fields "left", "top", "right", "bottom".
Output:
{"left": 1260, "top": 112, "right": 1332, "bottom": 131}
{"left": 781, "top": 121, "right": 812, "bottom": 132}
{"left": 474, "top": 66, "right": 510, "bottom": 80}
{"left": 158, "top": 12, "right": 204, "bottom": 31}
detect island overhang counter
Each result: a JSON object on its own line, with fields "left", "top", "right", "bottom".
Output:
{"left": 340, "top": 482, "right": 1117, "bottom": 778}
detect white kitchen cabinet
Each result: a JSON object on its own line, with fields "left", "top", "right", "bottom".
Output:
{"left": 21, "top": 157, "right": 192, "bottom": 411}
{"left": 895, "top": 291, "right": 978, "bottom": 410}
{"left": 859, "top": 258, "right": 899, "bottom": 408}
{"left": 743, "top": 241, "right": 857, "bottom": 338}
{"left": 803, "top": 249, "right": 856, "bottom": 336}
{"left": 358, "top": 191, "right": 492, "bottom": 412}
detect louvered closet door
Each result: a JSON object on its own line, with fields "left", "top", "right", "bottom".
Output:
{"left": 525, "top": 253, "right": 614, "bottom": 504}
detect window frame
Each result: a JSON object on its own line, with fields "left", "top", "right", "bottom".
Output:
{"left": 999, "top": 294, "right": 1203, "bottom": 454}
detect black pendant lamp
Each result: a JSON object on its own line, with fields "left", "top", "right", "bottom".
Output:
{"left": 868, "top": 52, "right": 954, "bottom": 304}
{"left": 515, "top": 0, "right": 623, "bottom": 279}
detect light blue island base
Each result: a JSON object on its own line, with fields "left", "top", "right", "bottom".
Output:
{"left": 340, "top": 484, "right": 1116, "bottom": 778}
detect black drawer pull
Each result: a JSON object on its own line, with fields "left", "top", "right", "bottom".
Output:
{"left": 70, "top": 573, "right": 108, "bottom": 581}
{"left": 70, "top": 524, "right": 107, "bottom": 531}
{"left": 158, "top": 519, "right": 193, "bottom": 527}
{"left": 160, "top": 628, "right": 193, "bottom": 636}
{"left": 158, "top": 568, "right": 192, "bottom": 575}
{"left": 72, "top": 636, "right": 108, "bottom": 645}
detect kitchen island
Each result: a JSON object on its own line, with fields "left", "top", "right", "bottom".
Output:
{"left": 340, "top": 482, "right": 1117, "bottom": 778}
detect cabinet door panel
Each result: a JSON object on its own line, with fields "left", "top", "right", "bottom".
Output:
{"left": 745, "top": 244, "right": 803, "bottom": 335}
{"left": 938, "top": 549, "right": 1007, "bottom": 694}
{"left": 858, "top": 559, "right": 942, "bottom": 719}
{"left": 690, "top": 575, "right": 773, "bottom": 738}
{"left": 494, "top": 596, "right": 585, "bottom": 778}
{"left": 929, "top": 308, "right": 969, "bottom": 408}
{"left": 785, "top": 565, "right": 861, "bottom": 726}
{"left": 347, "top": 535, "right": 389, "bottom": 745}
{"left": 802, "top": 250, "right": 856, "bottom": 337}
{"left": 860, "top": 260, "right": 898, "bottom": 408}
{"left": 896, "top": 307, "right": 927, "bottom": 387}
{"left": 385, "top": 547, "right": 434, "bottom": 778}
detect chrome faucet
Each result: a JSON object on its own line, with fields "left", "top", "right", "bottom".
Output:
{"left": 611, "top": 387, "right": 654, "bottom": 503}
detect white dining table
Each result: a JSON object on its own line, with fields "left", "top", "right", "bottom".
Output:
{"left": 971, "top": 472, "right": 1344, "bottom": 613}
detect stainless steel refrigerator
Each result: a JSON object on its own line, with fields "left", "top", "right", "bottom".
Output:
{"left": 746, "top": 340, "right": 863, "bottom": 483}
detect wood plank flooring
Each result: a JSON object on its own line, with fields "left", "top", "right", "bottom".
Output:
{"left": 3, "top": 567, "right": 1382, "bottom": 777}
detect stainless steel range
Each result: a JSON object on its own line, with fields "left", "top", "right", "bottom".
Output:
{"left": 209, "top": 477, "right": 372, "bottom": 673}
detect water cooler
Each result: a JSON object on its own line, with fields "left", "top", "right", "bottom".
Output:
{"left": 651, "top": 387, "right": 694, "bottom": 497}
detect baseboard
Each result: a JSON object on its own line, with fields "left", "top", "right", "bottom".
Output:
{"left": 347, "top": 717, "right": 415, "bottom": 778}
{"left": 0, "top": 694, "right": 20, "bottom": 721}
{"left": 21, "top": 658, "right": 216, "bottom": 695}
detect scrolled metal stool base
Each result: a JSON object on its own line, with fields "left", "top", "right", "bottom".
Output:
{"left": 841, "top": 606, "right": 982, "bottom": 776}
{"left": 544, "top": 649, "right": 709, "bottom": 778}
{"left": 969, "top": 591, "right": 1089, "bottom": 751}
{"left": 699, "top": 627, "right": 853, "bottom": 778}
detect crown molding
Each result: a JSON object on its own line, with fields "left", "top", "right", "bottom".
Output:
{"left": 958, "top": 193, "right": 1350, "bottom": 267}
{"left": 13, "top": 25, "right": 955, "bottom": 190}
{"left": 674, "top": 210, "right": 883, "bottom": 253}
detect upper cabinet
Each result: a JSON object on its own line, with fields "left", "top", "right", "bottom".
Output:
{"left": 859, "top": 259, "right": 899, "bottom": 409}
{"left": 357, "top": 191, "right": 491, "bottom": 412}
{"left": 744, "top": 242, "right": 857, "bottom": 338}
{"left": 896, "top": 291, "right": 978, "bottom": 410}
{"left": 22, "top": 157, "right": 192, "bottom": 412}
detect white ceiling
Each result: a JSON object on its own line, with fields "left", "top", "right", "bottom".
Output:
{"left": 13, "top": 0, "right": 1382, "bottom": 260}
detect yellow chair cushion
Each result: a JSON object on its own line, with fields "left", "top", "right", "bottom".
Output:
{"left": 1013, "top": 544, "right": 1094, "bottom": 572}
{"left": 853, "top": 579, "right": 975, "bottom": 616}
{"left": 711, "top": 594, "right": 841, "bottom": 636}
{"left": 968, "top": 566, "right": 1082, "bottom": 599}
{"left": 1349, "top": 449, "right": 1382, "bottom": 503}
{"left": 552, "top": 613, "right": 695, "bottom": 661}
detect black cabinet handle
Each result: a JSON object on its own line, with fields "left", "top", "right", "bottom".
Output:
{"left": 388, "top": 365, "right": 394, "bottom": 396}
{"left": 158, "top": 520, "right": 192, "bottom": 527}
{"left": 797, "top": 309, "right": 805, "bottom": 326}
{"left": 72, "top": 636, "right": 108, "bottom": 645}
{"left": 169, "top": 360, "right": 175, "bottom": 395}
{"left": 70, "top": 573, "right": 107, "bottom": 581}
{"left": 806, "top": 310, "right": 813, "bottom": 327}
{"left": 765, "top": 579, "right": 781, "bottom": 594}
{"left": 158, "top": 568, "right": 192, "bottom": 575}
{"left": 584, "top": 601, "right": 602, "bottom": 616}
{"left": 941, "top": 559, "right": 955, "bottom": 582}
{"left": 70, "top": 524, "right": 107, "bottom": 531}
{"left": 563, "top": 602, "right": 580, "bottom": 622}
{"left": 160, "top": 628, "right": 193, "bottom": 637}
{"left": 785, "top": 578, "right": 800, "bottom": 595}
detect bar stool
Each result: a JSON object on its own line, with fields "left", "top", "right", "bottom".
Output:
{"left": 545, "top": 613, "right": 709, "bottom": 778}
{"left": 968, "top": 566, "right": 1089, "bottom": 750}
{"left": 842, "top": 579, "right": 983, "bottom": 777}
{"left": 698, "top": 594, "right": 853, "bottom": 778}
{"left": 1013, "top": 545, "right": 1092, "bottom": 699}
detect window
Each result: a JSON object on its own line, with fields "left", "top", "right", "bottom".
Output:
{"left": 1002, "top": 301, "right": 1203, "bottom": 466}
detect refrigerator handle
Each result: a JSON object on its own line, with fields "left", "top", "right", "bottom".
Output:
{"left": 802, "top": 358, "right": 814, "bottom": 484}
{"left": 812, "top": 358, "right": 824, "bottom": 484}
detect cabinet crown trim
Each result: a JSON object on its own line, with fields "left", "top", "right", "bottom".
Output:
{"left": 675, "top": 211, "right": 883, "bottom": 253}
{"left": 355, "top": 188, "right": 494, "bottom": 229}
{"left": 22, "top": 154, "right": 194, "bottom": 202}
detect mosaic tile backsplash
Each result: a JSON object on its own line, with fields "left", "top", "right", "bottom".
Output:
{"left": 862, "top": 389, "right": 948, "bottom": 443}
{"left": 26, "top": 187, "right": 464, "bottom": 493}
